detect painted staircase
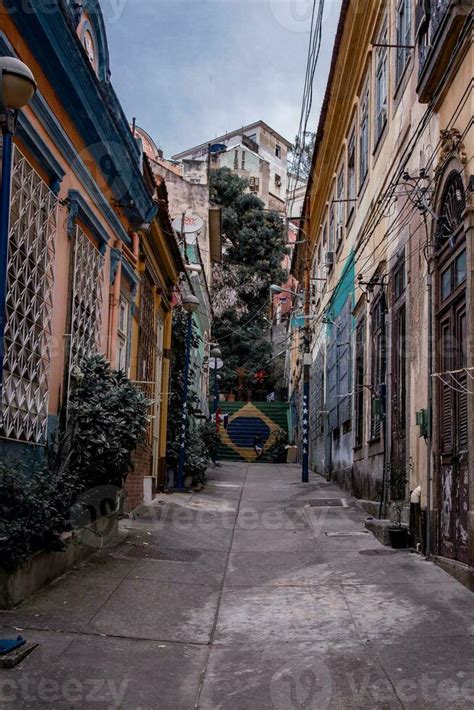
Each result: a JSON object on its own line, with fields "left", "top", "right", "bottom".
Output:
{"left": 217, "top": 401, "right": 289, "bottom": 462}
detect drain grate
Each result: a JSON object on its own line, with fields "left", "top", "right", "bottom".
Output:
{"left": 125, "top": 545, "right": 201, "bottom": 563}
{"left": 306, "top": 499, "right": 344, "bottom": 508}
{"left": 359, "top": 549, "right": 398, "bottom": 556}
{"left": 325, "top": 531, "right": 369, "bottom": 537}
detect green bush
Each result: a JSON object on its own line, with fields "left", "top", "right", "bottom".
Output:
{"left": 55, "top": 355, "right": 150, "bottom": 490}
{"left": 0, "top": 465, "right": 78, "bottom": 571}
{"left": 0, "top": 356, "right": 149, "bottom": 571}
{"left": 267, "top": 428, "right": 289, "bottom": 463}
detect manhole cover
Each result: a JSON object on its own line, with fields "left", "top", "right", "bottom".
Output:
{"left": 307, "top": 499, "right": 344, "bottom": 507}
{"left": 125, "top": 545, "right": 201, "bottom": 563}
{"left": 291, "top": 482, "right": 321, "bottom": 487}
{"left": 359, "top": 549, "right": 398, "bottom": 556}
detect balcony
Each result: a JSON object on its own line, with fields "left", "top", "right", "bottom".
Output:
{"left": 417, "top": 0, "right": 472, "bottom": 103}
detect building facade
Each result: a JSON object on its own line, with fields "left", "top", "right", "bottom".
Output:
{"left": 293, "top": 0, "right": 473, "bottom": 584}
{"left": 0, "top": 0, "right": 184, "bottom": 508}
{"left": 137, "top": 125, "right": 221, "bottom": 422}
{"left": 171, "top": 121, "right": 291, "bottom": 212}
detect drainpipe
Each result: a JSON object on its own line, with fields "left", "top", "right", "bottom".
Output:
{"left": 426, "top": 269, "right": 433, "bottom": 557}
{"left": 107, "top": 240, "right": 122, "bottom": 365}
{"left": 131, "top": 231, "right": 140, "bottom": 261}
{"left": 378, "top": 287, "right": 388, "bottom": 520}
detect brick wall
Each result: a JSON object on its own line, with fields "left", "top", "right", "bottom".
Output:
{"left": 125, "top": 443, "right": 152, "bottom": 512}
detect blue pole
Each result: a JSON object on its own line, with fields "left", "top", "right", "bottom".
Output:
{"left": 213, "top": 360, "right": 219, "bottom": 466}
{"left": 0, "top": 127, "right": 13, "bottom": 396}
{"left": 302, "top": 377, "right": 309, "bottom": 483}
{"left": 176, "top": 312, "right": 193, "bottom": 491}
{"left": 213, "top": 361, "right": 218, "bottom": 414}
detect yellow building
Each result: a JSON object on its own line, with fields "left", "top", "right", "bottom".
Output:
{"left": 293, "top": 0, "right": 473, "bottom": 584}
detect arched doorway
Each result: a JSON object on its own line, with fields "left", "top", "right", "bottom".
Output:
{"left": 434, "top": 169, "right": 469, "bottom": 563}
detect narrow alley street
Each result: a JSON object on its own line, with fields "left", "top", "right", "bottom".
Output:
{"left": 1, "top": 463, "right": 474, "bottom": 709}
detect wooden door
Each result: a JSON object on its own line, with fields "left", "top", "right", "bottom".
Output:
{"left": 438, "top": 298, "right": 469, "bottom": 563}
{"left": 391, "top": 303, "right": 407, "bottom": 481}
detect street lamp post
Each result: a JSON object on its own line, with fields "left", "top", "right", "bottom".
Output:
{"left": 0, "top": 57, "right": 36, "bottom": 394}
{"left": 210, "top": 346, "right": 222, "bottom": 415}
{"left": 210, "top": 346, "right": 222, "bottom": 466}
{"left": 176, "top": 294, "right": 199, "bottom": 491}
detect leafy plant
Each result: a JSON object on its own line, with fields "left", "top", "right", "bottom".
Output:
{"left": 0, "top": 356, "right": 149, "bottom": 571}
{"left": 166, "top": 307, "right": 210, "bottom": 487}
{"left": 200, "top": 420, "right": 220, "bottom": 460}
{"left": 0, "top": 465, "right": 78, "bottom": 571}
{"left": 54, "top": 355, "right": 150, "bottom": 491}
{"left": 267, "top": 428, "right": 289, "bottom": 463}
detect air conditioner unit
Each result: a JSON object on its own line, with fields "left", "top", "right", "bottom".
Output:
{"left": 325, "top": 251, "right": 335, "bottom": 269}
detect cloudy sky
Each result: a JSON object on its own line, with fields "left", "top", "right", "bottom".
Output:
{"left": 104, "top": 0, "right": 341, "bottom": 157}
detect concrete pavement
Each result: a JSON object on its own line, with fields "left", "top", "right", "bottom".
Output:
{"left": 1, "top": 462, "right": 474, "bottom": 708}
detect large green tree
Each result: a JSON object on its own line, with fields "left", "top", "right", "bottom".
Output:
{"left": 210, "top": 168, "right": 287, "bottom": 396}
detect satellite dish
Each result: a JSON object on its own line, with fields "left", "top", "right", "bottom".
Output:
{"left": 209, "top": 143, "right": 227, "bottom": 153}
{"left": 172, "top": 214, "right": 204, "bottom": 235}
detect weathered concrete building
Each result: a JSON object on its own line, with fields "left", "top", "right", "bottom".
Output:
{"left": 293, "top": 0, "right": 473, "bottom": 585}
{"left": 134, "top": 125, "right": 222, "bottom": 423}
{"left": 171, "top": 121, "right": 291, "bottom": 212}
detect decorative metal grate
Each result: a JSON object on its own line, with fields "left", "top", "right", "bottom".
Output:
{"left": 2, "top": 147, "right": 57, "bottom": 445}
{"left": 124, "top": 544, "right": 201, "bottom": 563}
{"left": 69, "top": 225, "right": 104, "bottom": 374}
{"left": 307, "top": 499, "right": 344, "bottom": 507}
{"left": 138, "top": 268, "right": 156, "bottom": 382}
{"left": 132, "top": 380, "right": 156, "bottom": 442}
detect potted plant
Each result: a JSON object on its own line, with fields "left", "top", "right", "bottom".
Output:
{"left": 388, "top": 465, "right": 409, "bottom": 549}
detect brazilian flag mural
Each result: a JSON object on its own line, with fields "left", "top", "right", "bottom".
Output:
{"left": 217, "top": 402, "right": 289, "bottom": 462}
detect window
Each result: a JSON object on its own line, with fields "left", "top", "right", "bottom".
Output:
{"left": 118, "top": 297, "right": 130, "bottom": 373}
{"left": 275, "top": 174, "right": 282, "bottom": 189}
{"left": 322, "top": 222, "right": 328, "bottom": 247}
{"left": 234, "top": 150, "right": 239, "bottom": 170}
{"left": 455, "top": 251, "right": 466, "bottom": 286}
{"left": 241, "top": 151, "right": 246, "bottom": 170}
{"left": 336, "top": 168, "right": 345, "bottom": 247}
{"left": 370, "top": 294, "right": 385, "bottom": 439}
{"left": 354, "top": 318, "right": 365, "bottom": 447}
{"left": 440, "top": 250, "right": 467, "bottom": 302}
{"left": 249, "top": 176, "right": 260, "bottom": 193}
{"left": 70, "top": 227, "right": 105, "bottom": 371}
{"left": 275, "top": 144, "right": 281, "bottom": 159}
{"left": 139, "top": 270, "right": 156, "bottom": 382}
{"left": 375, "top": 22, "right": 388, "bottom": 142}
{"left": 393, "top": 258, "right": 406, "bottom": 300}
{"left": 2, "top": 147, "right": 57, "bottom": 445}
{"left": 347, "top": 130, "right": 356, "bottom": 220}
{"left": 359, "top": 81, "right": 369, "bottom": 188}
{"left": 396, "top": 0, "right": 412, "bottom": 84}
{"left": 328, "top": 204, "right": 335, "bottom": 253}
